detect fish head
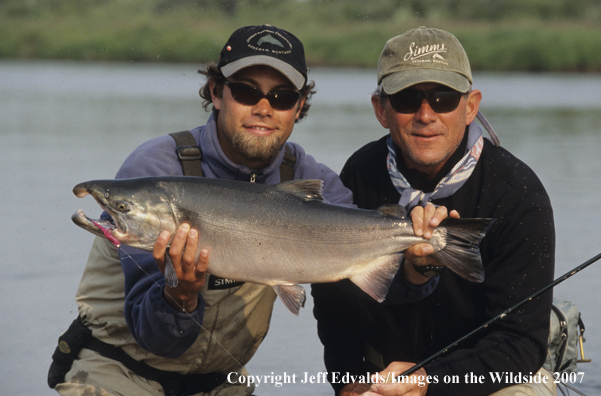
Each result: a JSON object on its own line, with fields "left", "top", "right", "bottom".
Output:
{"left": 71, "top": 178, "right": 177, "bottom": 251}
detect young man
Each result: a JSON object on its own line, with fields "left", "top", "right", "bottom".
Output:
{"left": 50, "top": 25, "right": 353, "bottom": 396}
{"left": 312, "top": 27, "right": 556, "bottom": 396}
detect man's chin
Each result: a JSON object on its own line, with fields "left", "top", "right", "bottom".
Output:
{"left": 233, "top": 135, "right": 282, "bottom": 165}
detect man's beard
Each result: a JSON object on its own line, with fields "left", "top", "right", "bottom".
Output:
{"left": 231, "top": 132, "right": 282, "bottom": 165}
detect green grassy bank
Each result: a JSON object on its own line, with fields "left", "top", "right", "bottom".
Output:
{"left": 2, "top": 0, "right": 601, "bottom": 72}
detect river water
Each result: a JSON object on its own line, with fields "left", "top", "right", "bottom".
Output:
{"left": 1, "top": 60, "right": 601, "bottom": 395}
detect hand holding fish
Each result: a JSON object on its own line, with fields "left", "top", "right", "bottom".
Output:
{"left": 402, "top": 204, "right": 460, "bottom": 285}
{"left": 153, "top": 223, "right": 209, "bottom": 312}
{"left": 410, "top": 203, "right": 460, "bottom": 240}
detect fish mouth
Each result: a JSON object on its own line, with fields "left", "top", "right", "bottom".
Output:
{"left": 71, "top": 209, "right": 122, "bottom": 247}
{"left": 72, "top": 182, "right": 135, "bottom": 247}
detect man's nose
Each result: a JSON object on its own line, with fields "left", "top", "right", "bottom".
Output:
{"left": 414, "top": 99, "right": 437, "bottom": 123}
{"left": 252, "top": 97, "right": 274, "bottom": 116}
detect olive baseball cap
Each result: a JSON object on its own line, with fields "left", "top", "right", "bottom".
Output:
{"left": 217, "top": 25, "right": 307, "bottom": 90}
{"left": 377, "top": 26, "right": 472, "bottom": 94}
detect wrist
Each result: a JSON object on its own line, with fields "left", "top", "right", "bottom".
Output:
{"left": 163, "top": 288, "right": 198, "bottom": 312}
{"left": 402, "top": 259, "right": 433, "bottom": 285}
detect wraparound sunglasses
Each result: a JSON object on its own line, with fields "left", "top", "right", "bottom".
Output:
{"left": 224, "top": 80, "right": 301, "bottom": 111}
{"left": 388, "top": 88, "right": 466, "bottom": 114}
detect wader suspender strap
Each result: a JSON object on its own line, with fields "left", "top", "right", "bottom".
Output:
{"left": 169, "top": 130, "right": 297, "bottom": 182}
{"left": 169, "top": 131, "right": 204, "bottom": 177}
{"left": 280, "top": 145, "right": 296, "bottom": 182}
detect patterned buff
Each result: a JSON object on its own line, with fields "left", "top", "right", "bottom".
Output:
{"left": 386, "top": 122, "right": 484, "bottom": 211}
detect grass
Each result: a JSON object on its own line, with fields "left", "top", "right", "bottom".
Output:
{"left": 2, "top": 1, "right": 601, "bottom": 72}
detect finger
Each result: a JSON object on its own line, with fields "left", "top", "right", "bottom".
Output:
{"left": 410, "top": 206, "right": 424, "bottom": 237}
{"left": 429, "top": 205, "right": 447, "bottom": 227}
{"left": 423, "top": 204, "right": 444, "bottom": 239}
{"left": 449, "top": 209, "right": 460, "bottom": 219}
{"left": 406, "top": 243, "right": 434, "bottom": 259}
{"left": 368, "top": 383, "right": 405, "bottom": 395}
{"left": 371, "top": 371, "right": 396, "bottom": 385}
{"left": 170, "top": 223, "right": 191, "bottom": 258}
{"left": 153, "top": 231, "right": 171, "bottom": 271}
{"left": 196, "top": 249, "right": 210, "bottom": 275}
{"left": 181, "top": 228, "right": 199, "bottom": 268}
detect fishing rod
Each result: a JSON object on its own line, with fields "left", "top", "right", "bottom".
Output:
{"left": 399, "top": 251, "right": 601, "bottom": 378}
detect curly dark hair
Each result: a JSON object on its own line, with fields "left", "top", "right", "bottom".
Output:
{"left": 198, "top": 63, "right": 316, "bottom": 123}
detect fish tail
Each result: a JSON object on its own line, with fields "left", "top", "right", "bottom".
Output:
{"left": 431, "top": 218, "right": 495, "bottom": 283}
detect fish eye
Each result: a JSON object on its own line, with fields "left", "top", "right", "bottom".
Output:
{"left": 115, "top": 201, "right": 130, "bottom": 212}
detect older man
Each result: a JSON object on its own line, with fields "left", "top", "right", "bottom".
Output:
{"left": 313, "top": 27, "right": 556, "bottom": 396}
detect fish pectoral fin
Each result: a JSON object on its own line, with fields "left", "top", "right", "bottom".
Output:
{"left": 164, "top": 251, "right": 179, "bottom": 288}
{"left": 273, "top": 284, "right": 306, "bottom": 315}
{"left": 275, "top": 179, "right": 324, "bottom": 202}
{"left": 349, "top": 255, "right": 402, "bottom": 303}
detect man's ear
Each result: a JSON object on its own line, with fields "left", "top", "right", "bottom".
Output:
{"left": 371, "top": 94, "right": 390, "bottom": 129}
{"left": 210, "top": 80, "right": 222, "bottom": 111}
{"left": 295, "top": 97, "right": 306, "bottom": 120}
{"left": 465, "top": 89, "right": 482, "bottom": 125}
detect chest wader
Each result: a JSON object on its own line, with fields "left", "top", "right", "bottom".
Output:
{"left": 48, "top": 130, "right": 297, "bottom": 395}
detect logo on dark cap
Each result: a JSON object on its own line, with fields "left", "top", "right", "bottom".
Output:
{"left": 248, "top": 30, "right": 293, "bottom": 55}
{"left": 257, "top": 34, "right": 285, "bottom": 48}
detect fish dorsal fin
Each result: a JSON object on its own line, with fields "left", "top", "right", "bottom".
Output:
{"left": 275, "top": 179, "right": 324, "bottom": 202}
{"left": 376, "top": 204, "right": 407, "bottom": 218}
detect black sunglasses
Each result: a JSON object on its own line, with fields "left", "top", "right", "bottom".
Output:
{"left": 223, "top": 80, "right": 301, "bottom": 111}
{"left": 387, "top": 88, "right": 465, "bottom": 114}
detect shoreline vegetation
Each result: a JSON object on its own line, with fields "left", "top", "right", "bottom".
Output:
{"left": 2, "top": 0, "right": 601, "bottom": 73}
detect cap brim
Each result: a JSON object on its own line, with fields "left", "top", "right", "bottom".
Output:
{"left": 382, "top": 69, "right": 471, "bottom": 94}
{"left": 221, "top": 55, "right": 306, "bottom": 90}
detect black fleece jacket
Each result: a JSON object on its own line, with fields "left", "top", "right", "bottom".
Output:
{"left": 312, "top": 134, "right": 555, "bottom": 396}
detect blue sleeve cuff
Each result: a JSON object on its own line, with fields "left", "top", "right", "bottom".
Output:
{"left": 119, "top": 246, "right": 205, "bottom": 357}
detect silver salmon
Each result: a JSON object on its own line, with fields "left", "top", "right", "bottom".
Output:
{"left": 71, "top": 177, "right": 493, "bottom": 315}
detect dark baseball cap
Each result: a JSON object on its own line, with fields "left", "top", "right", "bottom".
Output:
{"left": 377, "top": 26, "right": 473, "bottom": 94}
{"left": 217, "top": 25, "right": 308, "bottom": 90}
